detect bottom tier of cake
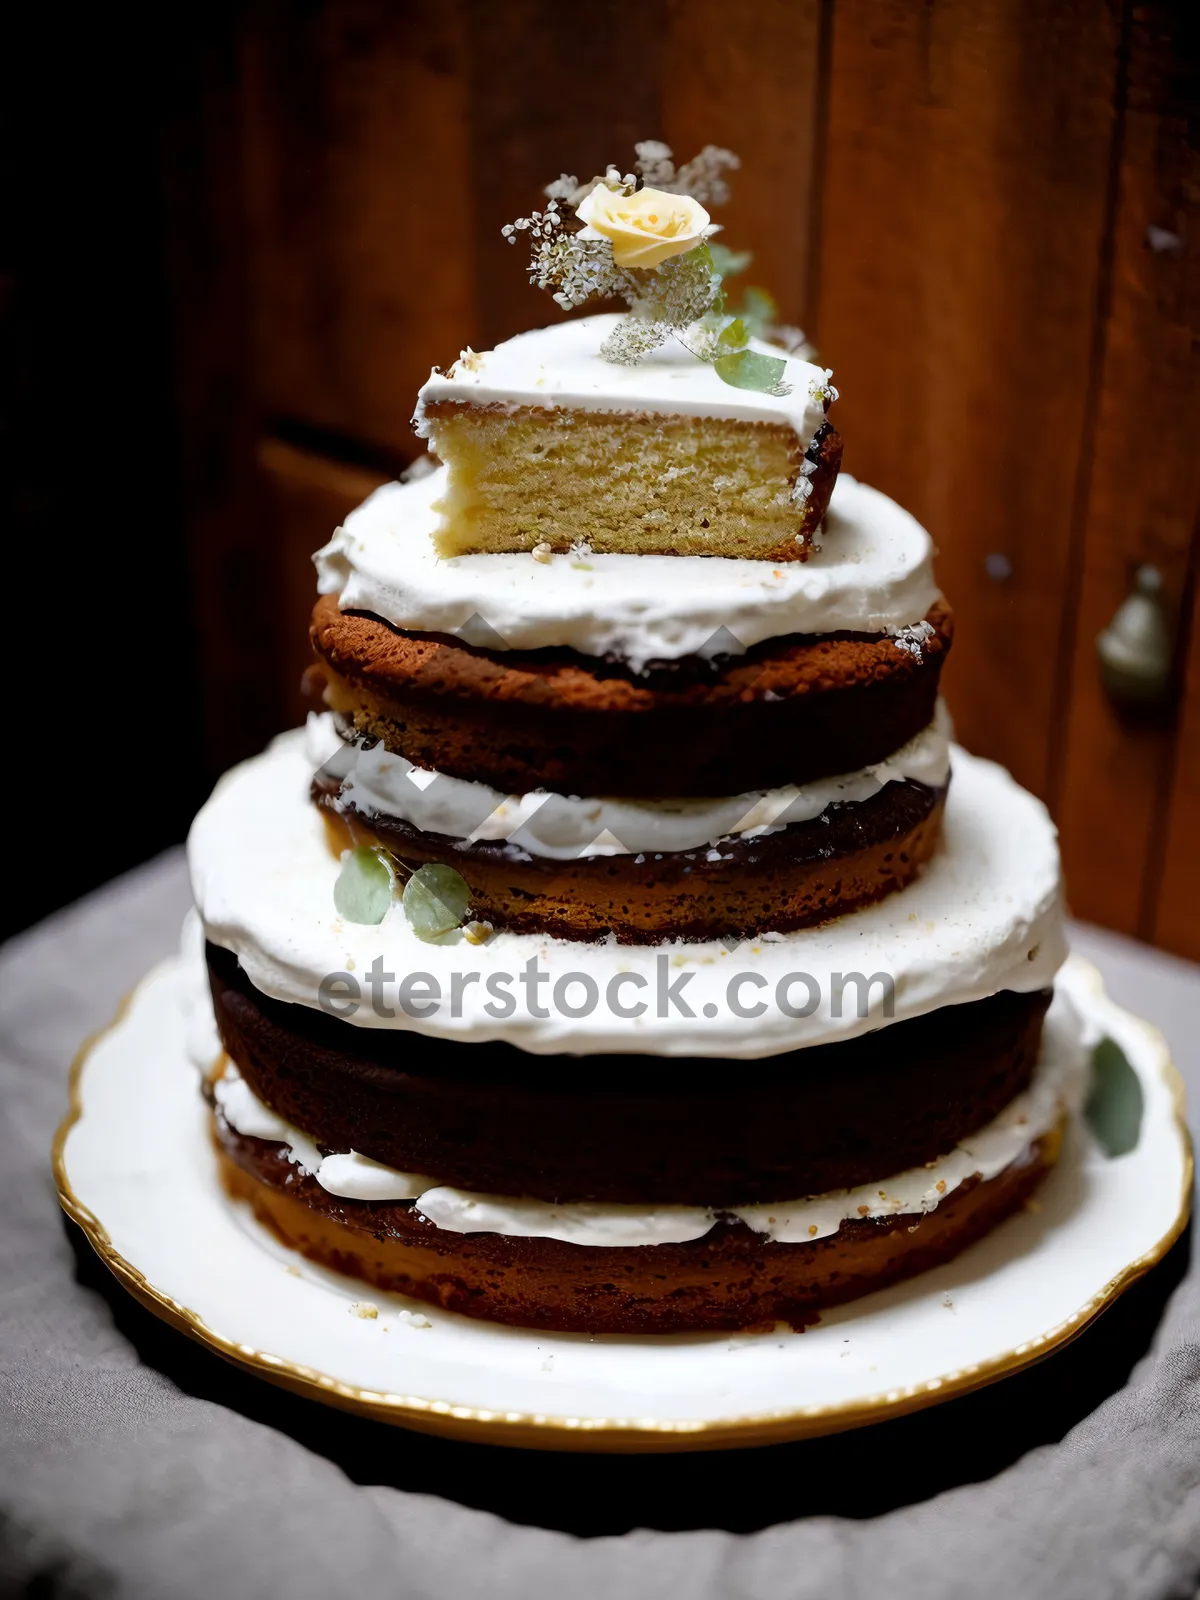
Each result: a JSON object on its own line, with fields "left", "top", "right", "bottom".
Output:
{"left": 213, "top": 1117, "right": 1062, "bottom": 1335}
{"left": 201, "top": 972, "right": 1088, "bottom": 1334}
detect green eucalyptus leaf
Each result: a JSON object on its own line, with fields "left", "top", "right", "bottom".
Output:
{"left": 333, "top": 846, "right": 393, "bottom": 925}
{"left": 717, "top": 316, "right": 749, "bottom": 353}
{"left": 403, "top": 863, "right": 471, "bottom": 942}
{"left": 1084, "top": 1036, "right": 1144, "bottom": 1157}
{"left": 682, "top": 240, "right": 717, "bottom": 278}
{"left": 714, "top": 349, "right": 791, "bottom": 396}
{"left": 709, "top": 243, "right": 753, "bottom": 281}
{"left": 739, "top": 285, "right": 779, "bottom": 337}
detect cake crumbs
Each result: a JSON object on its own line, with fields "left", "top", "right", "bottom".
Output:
{"left": 349, "top": 1301, "right": 379, "bottom": 1320}
{"left": 888, "top": 620, "right": 936, "bottom": 658}
{"left": 448, "top": 346, "right": 484, "bottom": 377}
{"left": 398, "top": 1309, "right": 432, "bottom": 1329}
{"left": 463, "top": 919, "right": 494, "bottom": 946}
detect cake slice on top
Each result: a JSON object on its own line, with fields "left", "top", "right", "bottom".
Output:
{"left": 413, "top": 313, "right": 842, "bottom": 562}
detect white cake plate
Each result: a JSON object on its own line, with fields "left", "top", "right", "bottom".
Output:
{"left": 55, "top": 954, "right": 1191, "bottom": 1452}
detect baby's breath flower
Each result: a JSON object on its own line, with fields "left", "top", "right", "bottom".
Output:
{"left": 633, "top": 139, "right": 676, "bottom": 188}
{"left": 600, "top": 317, "right": 673, "bottom": 364}
{"left": 500, "top": 141, "right": 770, "bottom": 381}
{"left": 668, "top": 145, "right": 740, "bottom": 208}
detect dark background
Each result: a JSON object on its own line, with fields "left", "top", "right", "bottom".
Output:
{"left": 5, "top": 10, "right": 205, "bottom": 940}
{"left": 5, "top": 0, "right": 1200, "bottom": 954}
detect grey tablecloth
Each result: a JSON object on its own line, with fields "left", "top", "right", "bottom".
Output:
{"left": 3, "top": 849, "right": 1200, "bottom": 1599}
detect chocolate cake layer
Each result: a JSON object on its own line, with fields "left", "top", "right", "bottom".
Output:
{"left": 208, "top": 942, "right": 1050, "bottom": 1205}
{"left": 215, "top": 1119, "right": 1060, "bottom": 1335}
{"left": 309, "top": 596, "right": 953, "bottom": 797}
{"left": 315, "top": 778, "right": 947, "bottom": 943}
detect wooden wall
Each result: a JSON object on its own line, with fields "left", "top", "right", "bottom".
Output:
{"left": 169, "top": 0, "right": 1200, "bottom": 959}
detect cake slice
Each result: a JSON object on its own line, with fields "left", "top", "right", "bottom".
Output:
{"left": 413, "top": 313, "right": 842, "bottom": 561}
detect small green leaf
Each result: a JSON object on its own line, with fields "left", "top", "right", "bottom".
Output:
{"left": 739, "top": 285, "right": 778, "bottom": 338}
{"left": 403, "top": 863, "right": 471, "bottom": 942}
{"left": 709, "top": 243, "right": 753, "bottom": 281}
{"left": 333, "top": 847, "right": 394, "bottom": 925}
{"left": 714, "top": 349, "right": 792, "bottom": 396}
{"left": 1084, "top": 1036, "right": 1144, "bottom": 1157}
{"left": 717, "top": 316, "right": 749, "bottom": 353}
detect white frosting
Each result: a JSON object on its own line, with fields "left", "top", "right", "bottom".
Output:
{"left": 414, "top": 314, "right": 831, "bottom": 440}
{"left": 313, "top": 466, "right": 939, "bottom": 669}
{"left": 179, "top": 909, "right": 223, "bottom": 1073}
{"left": 188, "top": 728, "right": 1067, "bottom": 1060}
{"left": 307, "top": 706, "right": 953, "bottom": 860}
{"left": 213, "top": 1071, "right": 322, "bottom": 1176}
{"left": 212, "top": 979, "right": 1092, "bottom": 1246}
{"left": 317, "top": 1151, "right": 428, "bottom": 1202}
{"left": 212, "top": 1062, "right": 434, "bottom": 1203}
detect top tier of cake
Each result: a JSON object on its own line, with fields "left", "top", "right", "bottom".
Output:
{"left": 413, "top": 314, "right": 842, "bottom": 562}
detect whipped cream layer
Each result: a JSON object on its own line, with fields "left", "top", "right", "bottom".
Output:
{"left": 211, "top": 977, "right": 1091, "bottom": 1247}
{"left": 313, "top": 467, "right": 939, "bottom": 669}
{"left": 188, "top": 728, "right": 1066, "bottom": 1059}
{"left": 414, "top": 313, "right": 832, "bottom": 441}
{"left": 308, "top": 706, "right": 953, "bottom": 861}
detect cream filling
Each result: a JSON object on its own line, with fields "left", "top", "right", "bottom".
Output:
{"left": 211, "top": 982, "right": 1090, "bottom": 1247}
{"left": 306, "top": 706, "right": 953, "bottom": 861}
{"left": 312, "top": 466, "right": 939, "bottom": 670}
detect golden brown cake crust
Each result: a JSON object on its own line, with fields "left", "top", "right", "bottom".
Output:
{"left": 309, "top": 596, "right": 953, "bottom": 797}
{"left": 315, "top": 777, "right": 948, "bottom": 943}
{"left": 213, "top": 1117, "right": 1061, "bottom": 1335}
{"left": 207, "top": 942, "right": 1051, "bottom": 1206}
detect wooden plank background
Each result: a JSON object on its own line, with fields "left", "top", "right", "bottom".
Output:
{"left": 168, "top": 0, "right": 1200, "bottom": 960}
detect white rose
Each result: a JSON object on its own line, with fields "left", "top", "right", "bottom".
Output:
{"left": 575, "top": 184, "right": 710, "bottom": 270}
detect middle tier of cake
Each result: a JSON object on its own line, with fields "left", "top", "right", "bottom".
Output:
{"left": 188, "top": 725, "right": 1065, "bottom": 1060}
{"left": 306, "top": 703, "right": 951, "bottom": 942}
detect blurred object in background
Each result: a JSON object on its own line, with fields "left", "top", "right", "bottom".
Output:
{"left": 5, "top": 0, "right": 1199, "bottom": 958}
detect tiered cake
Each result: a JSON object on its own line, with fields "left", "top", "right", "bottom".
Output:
{"left": 188, "top": 146, "right": 1082, "bottom": 1335}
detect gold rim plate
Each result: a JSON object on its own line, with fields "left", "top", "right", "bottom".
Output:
{"left": 53, "top": 956, "right": 1192, "bottom": 1452}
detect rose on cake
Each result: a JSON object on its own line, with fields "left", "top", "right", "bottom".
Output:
{"left": 574, "top": 183, "right": 710, "bottom": 269}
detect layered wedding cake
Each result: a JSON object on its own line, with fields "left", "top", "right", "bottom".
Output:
{"left": 188, "top": 144, "right": 1084, "bottom": 1334}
